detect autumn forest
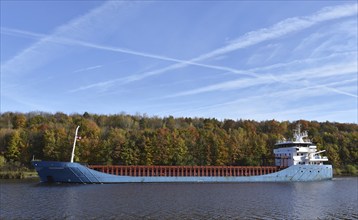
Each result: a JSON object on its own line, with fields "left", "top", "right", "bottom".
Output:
{"left": 1, "top": 112, "right": 357, "bottom": 175}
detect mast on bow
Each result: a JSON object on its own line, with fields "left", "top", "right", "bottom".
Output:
{"left": 70, "top": 126, "right": 80, "bottom": 163}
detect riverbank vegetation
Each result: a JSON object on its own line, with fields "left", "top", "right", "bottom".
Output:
{"left": 0, "top": 155, "right": 37, "bottom": 179}
{"left": 0, "top": 112, "right": 357, "bottom": 177}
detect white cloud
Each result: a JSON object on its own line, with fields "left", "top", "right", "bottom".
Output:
{"left": 3, "top": 3, "right": 356, "bottom": 94}
{"left": 1, "top": 1, "right": 144, "bottom": 77}
{"left": 171, "top": 79, "right": 357, "bottom": 122}
{"left": 167, "top": 59, "right": 357, "bottom": 98}
{"left": 192, "top": 3, "right": 357, "bottom": 62}
{"left": 73, "top": 65, "right": 102, "bottom": 73}
{"left": 0, "top": 27, "right": 256, "bottom": 81}
{"left": 67, "top": 3, "right": 358, "bottom": 91}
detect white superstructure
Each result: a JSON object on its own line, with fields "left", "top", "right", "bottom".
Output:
{"left": 274, "top": 124, "right": 328, "bottom": 167}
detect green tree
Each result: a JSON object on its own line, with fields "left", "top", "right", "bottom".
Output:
{"left": 169, "top": 129, "right": 188, "bottom": 165}
{"left": 43, "top": 130, "right": 57, "bottom": 160}
{"left": 120, "top": 131, "right": 140, "bottom": 165}
{"left": 12, "top": 114, "right": 27, "bottom": 129}
{"left": 103, "top": 128, "right": 126, "bottom": 164}
{"left": 5, "top": 130, "right": 22, "bottom": 162}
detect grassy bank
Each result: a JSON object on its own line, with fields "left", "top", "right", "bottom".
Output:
{"left": 0, "top": 156, "right": 38, "bottom": 179}
{"left": 0, "top": 170, "right": 38, "bottom": 179}
{"left": 333, "top": 165, "right": 358, "bottom": 177}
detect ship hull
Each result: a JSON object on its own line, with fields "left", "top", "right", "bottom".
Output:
{"left": 32, "top": 161, "right": 333, "bottom": 183}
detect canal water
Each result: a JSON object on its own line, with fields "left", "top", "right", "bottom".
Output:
{"left": 1, "top": 177, "right": 357, "bottom": 219}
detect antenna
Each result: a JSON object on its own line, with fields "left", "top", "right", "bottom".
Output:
{"left": 297, "top": 123, "right": 301, "bottom": 134}
{"left": 70, "top": 126, "right": 80, "bottom": 163}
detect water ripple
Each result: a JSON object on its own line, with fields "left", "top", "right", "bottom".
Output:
{"left": 1, "top": 178, "right": 357, "bottom": 219}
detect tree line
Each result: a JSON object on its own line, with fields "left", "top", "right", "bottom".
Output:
{"left": 0, "top": 112, "right": 357, "bottom": 175}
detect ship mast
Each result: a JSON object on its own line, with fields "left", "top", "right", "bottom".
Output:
{"left": 70, "top": 126, "right": 80, "bottom": 163}
{"left": 293, "top": 123, "right": 308, "bottom": 143}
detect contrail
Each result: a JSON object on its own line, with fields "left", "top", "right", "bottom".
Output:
{"left": 1, "top": 1, "right": 144, "bottom": 76}
{"left": 2, "top": 3, "right": 356, "bottom": 97}
{"left": 69, "top": 3, "right": 358, "bottom": 89}
{"left": 1, "top": 27, "right": 253, "bottom": 78}
{"left": 2, "top": 3, "right": 356, "bottom": 83}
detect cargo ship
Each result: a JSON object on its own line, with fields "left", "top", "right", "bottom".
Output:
{"left": 32, "top": 125, "right": 333, "bottom": 183}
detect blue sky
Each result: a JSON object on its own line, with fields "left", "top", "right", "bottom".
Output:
{"left": 1, "top": 1, "right": 357, "bottom": 123}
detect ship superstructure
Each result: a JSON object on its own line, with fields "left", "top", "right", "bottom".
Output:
{"left": 274, "top": 124, "right": 328, "bottom": 167}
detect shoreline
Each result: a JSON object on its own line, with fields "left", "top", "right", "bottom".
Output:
{"left": 0, "top": 171, "right": 39, "bottom": 179}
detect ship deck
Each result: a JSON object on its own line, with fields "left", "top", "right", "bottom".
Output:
{"left": 88, "top": 165, "right": 285, "bottom": 177}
